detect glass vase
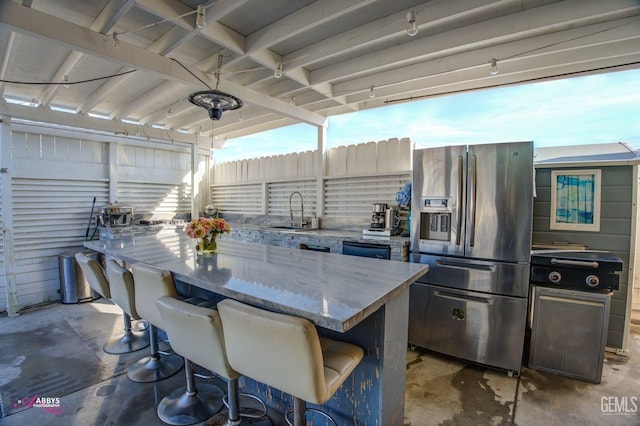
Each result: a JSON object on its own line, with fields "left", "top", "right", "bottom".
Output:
{"left": 196, "top": 235, "right": 217, "bottom": 255}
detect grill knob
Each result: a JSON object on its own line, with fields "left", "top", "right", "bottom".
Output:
{"left": 586, "top": 275, "right": 600, "bottom": 288}
{"left": 548, "top": 271, "right": 562, "bottom": 283}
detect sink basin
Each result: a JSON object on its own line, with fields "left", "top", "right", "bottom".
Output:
{"left": 266, "top": 225, "right": 306, "bottom": 231}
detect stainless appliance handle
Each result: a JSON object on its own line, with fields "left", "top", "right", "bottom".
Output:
{"left": 436, "top": 259, "right": 496, "bottom": 272}
{"left": 550, "top": 258, "right": 599, "bottom": 268}
{"left": 434, "top": 289, "right": 493, "bottom": 304}
{"left": 469, "top": 154, "right": 477, "bottom": 246}
{"left": 455, "top": 155, "right": 463, "bottom": 246}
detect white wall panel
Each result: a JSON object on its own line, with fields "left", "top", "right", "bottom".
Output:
{"left": 1, "top": 127, "right": 195, "bottom": 311}
{"left": 115, "top": 144, "right": 193, "bottom": 219}
{"left": 211, "top": 184, "right": 263, "bottom": 214}
{"left": 324, "top": 173, "right": 410, "bottom": 218}
{"left": 0, "top": 176, "right": 5, "bottom": 312}
{"left": 117, "top": 144, "right": 191, "bottom": 185}
{"left": 268, "top": 180, "right": 316, "bottom": 217}
{"left": 211, "top": 138, "right": 412, "bottom": 220}
{"left": 118, "top": 181, "right": 191, "bottom": 220}
{"left": 11, "top": 177, "right": 109, "bottom": 308}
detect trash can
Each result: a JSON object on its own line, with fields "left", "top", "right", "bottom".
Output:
{"left": 58, "top": 248, "right": 101, "bottom": 304}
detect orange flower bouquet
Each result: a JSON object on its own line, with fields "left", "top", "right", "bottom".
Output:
{"left": 185, "top": 217, "right": 231, "bottom": 254}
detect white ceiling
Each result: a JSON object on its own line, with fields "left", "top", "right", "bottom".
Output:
{"left": 1, "top": 0, "right": 639, "bottom": 149}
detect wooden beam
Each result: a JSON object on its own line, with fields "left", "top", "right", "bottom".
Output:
{"left": 0, "top": 102, "right": 229, "bottom": 147}
{"left": 0, "top": 1, "right": 327, "bottom": 127}
{"left": 309, "top": 0, "right": 640, "bottom": 85}
{"left": 93, "top": 0, "right": 137, "bottom": 34}
{"left": 0, "top": 30, "right": 17, "bottom": 98}
{"left": 244, "top": 0, "right": 377, "bottom": 54}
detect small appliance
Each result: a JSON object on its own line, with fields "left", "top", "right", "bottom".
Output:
{"left": 99, "top": 202, "right": 134, "bottom": 227}
{"left": 370, "top": 203, "right": 387, "bottom": 229}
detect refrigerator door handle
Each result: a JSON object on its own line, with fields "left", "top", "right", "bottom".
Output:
{"left": 434, "top": 289, "right": 494, "bottom": 304}
{"left": 469, "top": 154, "right": 477, "bottom": 246}
{"left": 456, "top": 155, "right": 464, "bottom": 246}
{"left": 436, "top": 259, "right": 496, "bottom": 272}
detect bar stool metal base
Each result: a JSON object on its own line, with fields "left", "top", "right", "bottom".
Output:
{"left": 127, "top": 353, "right": 183, "bottom": 383}
{"left": 206, "top": 411, "right": 273, "bottom": 426}
{"left": 157, "top": 383, "right": 225, "bottom": 426}
{"left": 103, "top": 312, "right": 150, "bottom": 354}
{"left": 222, "top": 377, "right": 271, "bottom": 425}
{"left": 285, "top": 397, "right": 337, "bottom": 426}
{"left": 223, "top": 395, "right": 271, "bottom": 425}
{"left": 103, "top": 328, "right": 149, "bottom": 354}
{"left": 228, "top": 394, "right": 270, "bottom": 420}
{"left": 127, "top": 324, "right": 183, "bottom": 383}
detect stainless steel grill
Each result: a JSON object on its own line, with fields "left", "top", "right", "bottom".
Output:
{"left": 530, "top": 250, "right": 623, "bottom": 292}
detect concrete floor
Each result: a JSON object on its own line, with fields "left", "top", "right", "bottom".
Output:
{"left": 0, "top": 300, "right": 638, "bottom": 426}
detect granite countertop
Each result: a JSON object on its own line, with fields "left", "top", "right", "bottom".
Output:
{"left": 84, "top": 229, "right": 426, "bottom": 332}
{"left": 227, "top": 222, "right": 410, "bottom": 242}
{"left": 100, "top": 222, "right": 409, "bottom": 242}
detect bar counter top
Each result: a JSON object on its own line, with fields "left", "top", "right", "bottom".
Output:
{"left": 84, "top": 229, "right": 427, "bottom": 333}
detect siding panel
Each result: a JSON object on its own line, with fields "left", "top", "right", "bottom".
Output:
{"left": 533, "top": 166, "right": 633, "bottom": 349}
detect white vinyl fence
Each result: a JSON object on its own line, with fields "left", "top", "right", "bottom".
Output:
{"left": 211, "top": 138, "right": 412, "bottom": 220}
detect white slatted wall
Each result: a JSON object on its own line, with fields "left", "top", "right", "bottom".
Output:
{"left": 268, "top": 180, "right": 316, "bottom": 216}
{"left": 211, "top": 138, "right": 412, "bottom": 220}
{"left": 0, "top": 127, "right": 197, "bottom": 311}
{"left": 12, "top": 179, "right": 109, "bottom": 307}
{"left": 211, "top": 184, "right": 263, "bottom": 214}
{"left": 9, "top": 129, "right": 110, "bottom": 308}
{"left": 324, "top": 173, "right": 410, "bottom": 218}
{"left": 0, "top": 177, "right": 6, "bottom": 312}
{"left": 118, "top": 182, "right": 191, "bottom": 218}
{"left": 116, "top": 144, "right": 193, "bottom": 220}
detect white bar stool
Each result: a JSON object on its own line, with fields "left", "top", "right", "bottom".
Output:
{"left": 155, "top": 295, "right": 270, "bottom": 426}
{"left": 75, "top": 253, "right": 149, "bottom": 354}
{"left": 127, "top": 262, "right": 184, "bottom": 383}
{"left": 218, "top": 299, "right": 364, "bottom": 426}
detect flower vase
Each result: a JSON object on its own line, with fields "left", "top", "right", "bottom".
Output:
{"left": 197, "top": 235, "right": 217, "bottom": 255}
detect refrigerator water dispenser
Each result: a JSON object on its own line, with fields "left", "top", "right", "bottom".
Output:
{"left": 419, "top": 197, "right": 451, "bottom": 241}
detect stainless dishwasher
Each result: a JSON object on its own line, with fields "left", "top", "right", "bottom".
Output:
{"left": 529, "top": 286, "right": 611, "bottom": 383}
{"left": 342, "top": 241, "right": 391, "bottom": 260}
{"left": 528, "top": 250, "right": 623, "bottom": 383}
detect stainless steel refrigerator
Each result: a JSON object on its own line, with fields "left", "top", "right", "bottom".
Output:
{"left": 409, "top": 141, "right": 533, "bottom": 375}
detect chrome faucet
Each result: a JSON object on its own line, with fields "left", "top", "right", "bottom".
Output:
{"left": 289, "top": 191, "right": 306, "bottom": 228}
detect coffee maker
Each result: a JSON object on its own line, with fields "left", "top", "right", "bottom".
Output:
{"left": 370, "top": 203, "right": 388, "bottom": 229}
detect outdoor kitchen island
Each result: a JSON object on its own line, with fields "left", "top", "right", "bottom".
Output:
{"left": 84, "top": 229, "right": 427, "bottom": 426}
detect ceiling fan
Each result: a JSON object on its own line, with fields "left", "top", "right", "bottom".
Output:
{"left": 188, "top": 53, "right": 242, "bottom": 120}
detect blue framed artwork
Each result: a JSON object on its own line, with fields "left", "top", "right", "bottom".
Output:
{"left": 550, "top": 169, "right": 601, "bottom": 232}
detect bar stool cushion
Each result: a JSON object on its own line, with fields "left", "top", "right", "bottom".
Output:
{"left": 127, "top": 263, "right": 183, "bottom": 383}
{"left": 156, "top": 296, "right": 270, "bottom": 425}
{"left": 131, "top": 262, "right": 178, "bottom": 328}
{"left": 218, "top": 299, "right": 364, "bottom": 405}
{"left": 105, "top": 260, "right": 141, "bottom": 320}
{"left": 155, "top": 296, "right": 239, "bottom": 381}
{"left": 75, "top": 253, "right": 111, "bottom": 299}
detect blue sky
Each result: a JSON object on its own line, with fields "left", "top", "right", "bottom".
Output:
{"left": 214, "top": 68, "right": 640, "bottom": 163}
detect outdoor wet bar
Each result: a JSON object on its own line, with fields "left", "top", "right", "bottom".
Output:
{"left": 83, "top": 230, "right": 427, "bottom": 425}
